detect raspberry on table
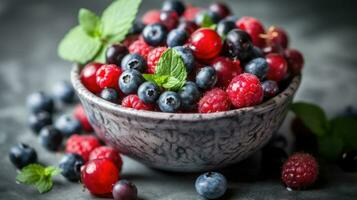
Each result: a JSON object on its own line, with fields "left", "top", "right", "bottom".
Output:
{"left": 89, "top": 146, "right": 123, "bottom": 171}
{"left": 65, "top": 134, "right": 101, "bottom": 162}
{"left": 128, "top": 40, "right": 152, "bottom": 60}
{"left": 73, "top": 104, "right": 93, "bottom": 132}
{"left": 198, "top": 88, "right": 231, "bottom": 113}
{"left": 96, "top": 64, "right": 122, "bottom": 90}
{"left": 147, "top": 47, "right": 168, "bottom": 74}
{"left": 121, "top": 94, "right": 154, "bottom": 111}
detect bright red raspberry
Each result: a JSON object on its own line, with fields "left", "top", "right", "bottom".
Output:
{"left": 80, "top": 63, "right": 103, "bottom": 93}
{"left": 281, "top": 153, "right": 319, "bottom": 189}
{"left": 128, "top": 40, "right": 152, "bottom": 60}
{"left": 96, "top": 64, "right": 122, "bottom": 90}
{"left": 81, "top": 159, "right": 119, "bottom": 196}
{"left": 284, "top": 49, "right": 304, "bottom": 74}
{"left": 73, "top": 104, "right": 93, "bottom": 132}
{"left": 89, "top": 146, "right": 123, "bottom": 171}
{"left": 236, "top": 16, "right": 266, "bottom": 48}
{"left": 198, "top": 88, "right": 231, "bottom": 113}
{"left": 142, "top": 10, "right": 161, "bottom": 25}
{"left": 226, "top": 73, "right": 264, "bottom": 109}
{"left": 266, "top": 26, "right": 289, "bottom": 49}
{"left": 66, "top": 134, "right": 101, "bottom": 162}
{"left": 147, "top": 47, "right": 168, "bottom": 74}
{"left": 183, "top": 5, "right": 202, "bottom": 21}
{"left": 189, "top": 28, "right": 223, "bottom": 60}
{"left": 266, "top": 53, "right": 288, "bottom": 82}
{"left": 121, "top": 95, "right": 154, "bottom": 111}
{"left": 211, "top": 57, "right": 242, "bottom": 88}
{"left": 122, "top": 34, "right": 139, "bottom": 48}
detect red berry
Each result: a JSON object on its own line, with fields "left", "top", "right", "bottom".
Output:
{"left": 236, "top": 16, "right": 265, "bottom": 48}
{"left": 89, "top": 146, "right": 123, "bottom": 171}
{"left": 211, "top": 57, "right": 242, "bottom": 88}
{"left": 178, "top": 20, "right": 199, "bottom": 35}
{"left": 262, "top": 44, "right": 284, "bottom": 55}
{"left": 142, "top": 10, "right": 161, "bottom": 25}
{"left": 80, "top": 63, "right": 102, "bottom": 93}
{"left": 226, "top": 73, "right": 264, "bottom": 108}
{"left": 147, "top": 47, "right": 168, "bottom": 74}
{"left": 266, "top": 53, "right": 288, "bottom": 82}
{"left": 128, "top": 40, "right": 152, "bottom": 60}
{"left": 209, "top": 2, "right": 231, "bottom": 18}
{"left": 160, "top": 10, "right": 179, "bottom": 31}
{"left": 96, "top": 64, "right": 122, "bottom": 90}
{"left": 122, "top": 35, "right": 139, "bottom": 48}
{"left": 281, "top": 153, "right": 319, "bottom": 189}
{"left": 183, "top": 5, "right": 202, "bottom": 21}
{"left": 73, "top": 104, "right": 93, "bottom": 132}
{"left": 266, "top": 26, "right": 289, "bottom": 49}
{"left": 284, "top": 49, "right": 304, "bottom": 74}
{"left": 81, "top": 159, "right": 119, "bottom": 196}
{"left": 198, "top": 88, "right": 231, "bottom": 113}
{"left": 121, "top": 95, "right": 154, "bottom": 111}
{"left": 66, "top": 134, "right": 101, "bottom": 162}
{"left": 189, "top": 28, "right": 223, "bottom": 60}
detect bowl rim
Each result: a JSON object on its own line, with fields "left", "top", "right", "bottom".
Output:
{"left": 71, "top": 64, "right": 301, "bottom": 121}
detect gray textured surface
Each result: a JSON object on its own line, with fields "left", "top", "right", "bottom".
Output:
{"left": 0, "top": 0, "right": 357, "bottom": 199}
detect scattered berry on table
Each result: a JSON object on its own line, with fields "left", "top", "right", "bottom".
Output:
{"left": 80, "top": 63, "right": 103, "bottom": 94}
{"left": 141, "top": 10, "right": 161, "bottom": 25}
{"left": 158, "top": 91, "right": 181, "bottom": 113}
{"left": 55, "top": 115, "right": 82, "bottom": 137}
{"left": 89, "top": 146, "right": 123, "bottom": 171}
{"left": 73, "top": 104, "right": 93, "bottom": 132}
{"left": 162, "top": 0, "right": 186, "bottom": 16}
{"left": 121, "top": 53, "right": 147, "bottom": 73}
{"left": 106, "top": 44, "right": 129, "bottom": 66}
{"left": 189, "top": 28, "right": 222, "bottom": 60}
{"left": 59, "top": 153, "right": 84, "bottom": 182}
{"left": 128, "top": 40, "right": 152, "bottom": 60}
{"left": 9, "top": 143, "right": 37, "bottom": 169}
{"left": 211, "top": 57, "right": 242, "bottom": 88}
{"left": 179, "top": 81, "right": 201, "bottom": 111}
{"left": 198, "top": 88, "right": 231, "bottom": 113}
{"left": 266, "top": 26, "right": 289, "bottom": 49}
{"left": 137, "top": 82, "right": 161, "bottom": 104}
{"left": 196, "top": 66, "right": 218, "bottom": 90}
{"left": 142, "top": 23, "right": 168, "bottom": 47}
{"left": 39, "top": 126, "right": 63, "bottom": 151}
{"left": 96, "top": 64, "right": 122, "bottom": 90}
{"left": 236, "top": 16, "right": 266, "bottom": 48}
{"left": 160, "top": 10, "right": 179, "bottom": 31}
{"left": 147, "top": 47, "right": 168, "bottom": 74}
{"left": 183, "top": 5, "right": 201, "bottom": 21}
{"left": 216, "top": 19, "right": 236, "bottom": 38}
{"left": 100, "top": 88, "right": 120, "bottom": 103}
{"left": 338, "top": 150, "right": 357, "bottom": 172}
{"left": 244, "top": 57, "right": 269, "bottom": 80}
{"left": 167, "top": 28, "right": 188, "bottom": 47}
{"left": 112, "top": 180, "right": 138, "bottom": 200}
{"left": 177, "top": 20, "right": 198, "bottom": 35}
{"left": 52, "top": 81, "right": 75, "bottom": 104}
{"left": 119, "top": 69, "right": 145, "bottom": 94}
{"left": 224, "top": 29, "right": 254, "bottom": 61}
{"left": 28, "top": 111, "right": 52, "bottom": 134}
{"left": 195, "top": 172, "right": 227, "bottom": 199}
{"left": 266, "top": 53, "right": 288, "bottom": 82}
{"left": 208, "top": 2, "right": 231, "bottom": 19}
{"left": 173, "top": 46, "right": 195, "bottom": 73}
{"left": 261, "top": 146, "right": 288, "bottom": 177}
{"left": 65, "top": 134, "right": 101, "bottom": 162}
{"left": 262, "top": 80, "right": 279, "bottom": 99}
{"left": 27, "top": 91, "right": 54, "bottom": 114}
{"left": 121, "top": 94, "right": 154, "bottom": 111}
{"left": 284, "top": 49, "right": 304, "bottom": 75}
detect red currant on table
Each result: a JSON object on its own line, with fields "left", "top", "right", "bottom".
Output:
{"left": 96, "top": 64, "right": 122, "bottom": 90}
{"left": 211, "top": 57, "right": 242, "bottom": 88}
{"left": 89, "top": 146, "right": 123, "bottom": 171}
{"left": 188, "top": 28, "right": 223, "bottom": 60}
{"left": 266, "top": 53, "right": 288, "bottom": 81}
{"left": 236, "top": 16, "right": 266, "bottom": 48}
{"left": 266, "top": 26, "right": 289, "bottom": 49}
{"left": 284, "top": 48, "right": 304, "bottom": 74}
{"left": 80, "top": 63, "right": 102, "bottom": 93}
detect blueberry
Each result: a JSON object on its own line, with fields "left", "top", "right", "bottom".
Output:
{"left": 216, "top": 19, "right": 236, "bottom": 37}
{"left": 179, "top": 81, "right": 201, "bottom": 110}
{"left": 52, "top": 81, "right": 76, "bottom": 103}
{"left": 138, "top": 82, "right": 160, "bottom": 103}
{"left": 167, "top": 28, "right": 188, "bottom": 47}
{"left": 129, "top": 20, "right": 145, "bottom": 35}
{"left": 121, "top": 53, "right": 147, "bottom": 72}
{"left": 261, "top": 146, "right": 288, "bottom": 177}
{"left": 143, "top": 23, "right": 168, "bottom": 47}
{"left": 112, "top": 180, "right": 138, "bottom": 200}
{"left": 28, "top": 111, "right": 52, "bottom": 134}
{"left": 224, "top": 29, "right": 254, "bottom": 61}
{"left": 55, "top": 115, "right": 82, "bottom": 137}
{"left": 119, "top": 69, "right": 144, "bottom": 94}
{"left": 59, "top": 153, "right": 84, "bottom": 182}
{"left": 27, "top": 91, "right": 54, "bottom": 114}
{"left": 158, "top": 91, "right": 181, "bottom": 113}
{"left": 9, "top": 143, "right": 38, "bottom": 169}
{"left": 106, "top": 44, "right": 129, "bottom": 66}
{"left": 262, "top": 80, "right": 279, "bottom": 99}
{"left": 162, "top": 0, "right": 185, "bottom": 16}
{"left": 39, "top": 126, "right": 63, "bottom": 151}
{"left": 173, "top": 46, "right": 195, "bottom": 73}
{"left": 338, "top": 150, "right": 357, "bottom": 172}
{"left": 195, "top": 172, "right": 227, "bottom": 199}
{"left": 251, "top": 46, "right": 265, "bottom": 59}
{"left": 244, "top": 58, "right": 269, "bottom": 80}
{"left": 196, "top": 66, "right": 217, "bottom": 90}
{"left": 100, "top": 88, "right": 119, "bottom": 103}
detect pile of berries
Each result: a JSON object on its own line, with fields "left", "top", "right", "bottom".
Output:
{"left": 80, "top": 1, "right": 304, "bottom": 113}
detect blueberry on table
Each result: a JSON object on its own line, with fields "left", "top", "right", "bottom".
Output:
{"left": 100, "top": 88, "right": 119, "bottom": 103}
{"left": 106, "top": 44, "right": 129, "bottom": 66}
{"left": 121, "top": 53, "right": 147, "bottom": 73}
{"left": 179, "top": 81, "right": 201, "bottom": 111}
{"left": 196, "top": 66, "right": 218, "bottom": 90}
{"left": 52, "top": 81, "right": 75, "bottom": 104}
{"left": 167, "top": 28, "right": 188, "bottom": 47}
{"left": 39, "top": 126, "right": 63, "bottom": 151}
{"left": 137, "top": 81, "right": 160, "bottom": 104}
{"left": 112, "top": 180, "right": 138, "bottom": 200}
{"left": 28, "top": 111, "right": 52, "bottom": 134}
{"left": 142, "top": 23, "right": 168, "bottom": 47}
{"left": 9, "top": 143, "right": 37, "bottom": 169}
{"left": 59, "top": 153, "right": 84, "bottom": 182}
{"left": 158, "top": 91, "right": 181, "bottom": 113}
{"left": 244, "top": 58, "right": 269, "bottom": 80}
{"left": 195, "top": 172, "right": 227, "bottom": 199}
{"left": 55, "top": 115, "right": 82, "bottom": 137}
{"left": 119, "top": 69, "right": 144, "bottom": 94}
{"left": 26, "top": 91, "right": 54, "bottom": 114}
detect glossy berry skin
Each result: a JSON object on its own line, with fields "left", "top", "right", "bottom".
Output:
{"left": 147, "top": 47, "right": 168, "bottom": 74}
{"left": 284, "top": 49, "right": 304, "bottom": 74}
{"left": 39, "top": 126, "right": 63, "bottom": 151}
{"left": 179, "top": 81, "right": 201, "bottom": 111}
{"left": 66, "top": 134, "right": 101, "bottom": 162}
{"left": 59, "top": 153, "right": 84, "bottom": 182}
{"left": 158, "top": 91, "right": 181, "bottom": 113}
{"left": 173, "top": 46, "right": 195, "bottom": 73}
{"left": 73, "top": 104, "right": 93, "bottom": 132}
{"left": 113, "top": 180, "right": 138, "bottom": 200}
{"left": 81, "top": 159, "right": 120, "bottom": 196}
{"left": 189, "top": 28, "right": 223, "bottom": 60}
{"left": 178, "top": 20, "right": 199, "bottom": 35}
{"left": 183, "top": 6, "right": 202, "bottom": 21}
{"left": 160, "top": 10, "right": 179, "bottom": 31}
{"left": 338, "top": 150, "right": 357, "bottom": 172}
{"left": 209, "top": 2, "right": 231, "bottom": 19}
{"left": 162, "top": 0, "right": 185, "bottom": 16}
{"left": 196, "top": 66, "right": 218, "bottom": 90}
{"left": 244, "top": 57, "right": 269, "bottom": 80}
{"left": 96, "top": 64, "right": 122, "bottom": 90}
{"left": 195, "top": 172, "right": 227, "bottom": 199}
{"left": 226, "top": 73, "right": 264, "bottom": 109}
{"left": 261, "top": 80, "right": 279, "bottom": 99}
{"left": 167, "top": 28, "right": 188, "bottom": 47}
{"left": 28, "top": 111, "right": 52, "bottom": 134}
{"left": 128, "top": 40, "right": 152, "bottom": 60}
{"left": 266, "top": 26, "right": 289, "bottom": 49}
{"left": 121, "top": 53, "right": 147, "bottom": 73}
{"left": 80, "top": 63, "right": 102, "bottom": 93}
{"left": 142, "top": 23, "right": 168, "bottom": 47}
{"left": 137, "top": 82, "right": 160, "bottom": 104}
{"left": 55, "top": 115, "right": 82, "bottom": 137}
{"left": 250, "top": 46, "right": 265, "bottom": 59}
{"left": 198, "top": 88, "right": 231, "bottom": 113}
{"left": 211, "top": 57, "right": 242, "bottom": 88}
{"left": 216, "top": 19, "right": 236, "bottom": 38}
{"left": 89, "top": 146, "right": 123, "bottom": 171}
{"left": 100, "top": 88, "right": 119, "bottom": 103}
{"left": 119, "top": 69, "right": 144, "bottom": 94}
{"left": 224, "top": 29, "right": 253, "bottom": 61}
{"left": 106, "top": 44, "right": 129, "bottom": 66}
{"left": 266, "top": 54, "right": 288, "bottom": 82}
{"left": 141, "top": 10, "right": 161, "bottom": 25}
{"left": 9, "top": 143, "right": 37, "bottom": 169}
{"left": 27, "top": 91, "right": 54, "bottom": 114}
{"left": 121, "top": 95, "right": 154, "bottom": 111}
{"left": 129, "top": 20, "right": 145, "bottom": 35}
{"left": 236, "top": 16, "right": 265, "bottom": 48}
{"left": 52, "top": 81, "right": 75, "bottom": 103}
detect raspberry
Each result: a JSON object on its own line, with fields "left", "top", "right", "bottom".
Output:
{"left": 96, "top": 64, "right": 122, "bottom": 90}
{"left": 80, "top": 63, "right": 103, "bottom": 93}
{"left": 122, "top": 34, "right": 139, "bottom": 48}
{"left": 198, "top": 88, "right": 231, "bottom": 113}
{"left": 73, "top": 104, "right": 93, "bottom": 132}
{"left": 281, "top": 153, "right": 319, "bottom": 189}
{"left": 226, "top": 73, "right": 264, "bottom": 109}
{"left": 65, "top": 134, "right": 101, "bottom": 162}
{"left": 141, "top": 10, "right": 161, "bottom": 25}
{"left": 183, "top": 5, "right": 202, "bottom": 21}
{"left": 236, "top": 16, "right": 266, "bottom": 48}
{"left": 121, "top": 95, "right": 154, "bottom": 111}
{"left": 147, "top": 47, "right": 168, "bottom": 74}
{"left": 128, "top": 40, "right": 152, "bottom": 60}
{"left": 266, "top": 53, "right": 288, "bottom": 82}
{"left": 89, "top": 146, "right": 123, "bottom": 171}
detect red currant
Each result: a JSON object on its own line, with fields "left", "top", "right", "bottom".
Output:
{"left": 96, "top": 64, "right": 122, "bottom": 90}
{"left": 266, "top": 26, "right": 289, "bottom": 49}
{"left": 189, "top": 28, "right": 223, "bottom": 60}
{"left": 80, "top": 63, "right": 102, "bottom": 93}
{"left": 266, "top": 53, "right": 288, "bottom": 82}
{"left": 178, "top": 20, "right": 199, "bottom": 35}
{"left": 211, "top": 57, "right": 242, "bottom": 88}
{"left": 89, "top": 146, "right": 123, "bottom": 171}
{"left": 236, "top": 16, "right": 266, "bottom": 48}
{"left": 284, "top": 49, "right": 304, "bottom": 74}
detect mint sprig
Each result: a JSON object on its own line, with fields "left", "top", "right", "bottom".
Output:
{"left": 78, "top": 8, "right": 101, "bottom": 37}
{"left": 16, "top": 164, "right": 62, "bottom": 193}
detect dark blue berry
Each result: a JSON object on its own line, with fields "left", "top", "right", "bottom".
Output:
{"left": 162, "top": 0, "right": 185, "bottom": 16}
{"left": 173, "top": 46, "right": 195, "bottom": 73}
{"left": 158, "top": 91, "right": 181, "bottom": 113}
{"left": 244, "top": 58, "right": 269, "bottom": 80}
{"left": 100, "top": 88, "right": 119, "bottom": 103}
{"left": 179, "top": 81, "right": 201, "bottom": 111}
{"left": 106, "top": 44, "right": 129, "bottom": 66}
{"left": 167, "top": 28, "right": 188, "bottom": 47}
{"left": 196, "top": 66, "right": 217, "bottom": 90}
{"left": 52, "top": 81, "right": 76, "bottom": 104}
{"left": 262, "top": 80, "right": 279, "bottom": 99}
{"left": 119, "top": 69, "right": 144, "bottom": 94}
{"left": 28, "top": 111, "right": 52, "bottom": 134}
{"left": 39, "top": 126, "right": 63, "bottom": 151}
{"left": 9, "top": 143, "right": 37, "bottom": 169}
{"left": 216, "top": 19, "right": 236, "bottom": 37}
{"left": 195, "top": 172, "right": 227, "bottom": 199}
{"left": 129, "top": 20, "right": 145, "bottom": 35}
{"left": 224, "top": 29, "right": 254, "bottom": 61}
{"left": 55, "top": 115, "right": 82, "bottom": 137}
{"left": 121, "top": 53, "right": 147, "bottom": 72}
{"left": 27, "top": 91, "right": 54, "bottom": 114}
{"left": 112, "top": 180, "right": 138, "bottom": 200}
{"left": 143, "top": 23, "right": 168, "bottom": 47}
{"left": 137, "top": 82, "right": 160, "bottom": 103}
{"left": 59, "top": 153, "right": 84, "bottom": 182}
{"left": 338, "top": 150, "right": 357, "bottom": 172}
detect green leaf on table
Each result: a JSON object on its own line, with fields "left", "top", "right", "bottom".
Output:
{"left": 318, "top": 135, "right": 344, "bottom": 161}
{"left": 330, "top": 117, "right": 357, "bottom": 150}
{"left": 78, "top": 8, "right": 101, "bottom": 37}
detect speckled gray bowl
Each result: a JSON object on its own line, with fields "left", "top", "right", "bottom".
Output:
{"left": 71, "top": 65, "right": 301, "bottom": 172}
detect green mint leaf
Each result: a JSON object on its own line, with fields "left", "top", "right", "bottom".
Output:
{"left": 79, "top": 8, "right": 101, "bottom": 37}
{"left": 101, "top": 0, "right": 142, "bottom": 43}
{"left": 330, "top": 117, "right": 357, "bottom": 150}
{"left": 16, "top": 164, "right": 44, "bottom": 184}
{"left": 142, "top": 74, "right": 169, "bottom": 86}
{"left": 290, "top": 102, "right": 329, "bottom": 136}
{"left": 93, "top": 43, "right": 110, "bottom": 63}
{"left": 44, "top": 166, "right": 62, "bottom": 177}
{"left": 201, "top": 12, "right": 215, "bottom": 28}
{"left": 35, "top": 176, "right": 53, "bottom": 194}
{"left": 318, "top": 135, "right": 344, "bottom": 162}
{"left": 162, "top": 77, "right": 181, "bottom": 91}
{"left": 58, "top": 26, "right": 102, "bottom": 64}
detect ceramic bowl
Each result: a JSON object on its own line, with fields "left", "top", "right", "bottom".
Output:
{"left": 71, "top": 65, "right": 301, "bottom": 172}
